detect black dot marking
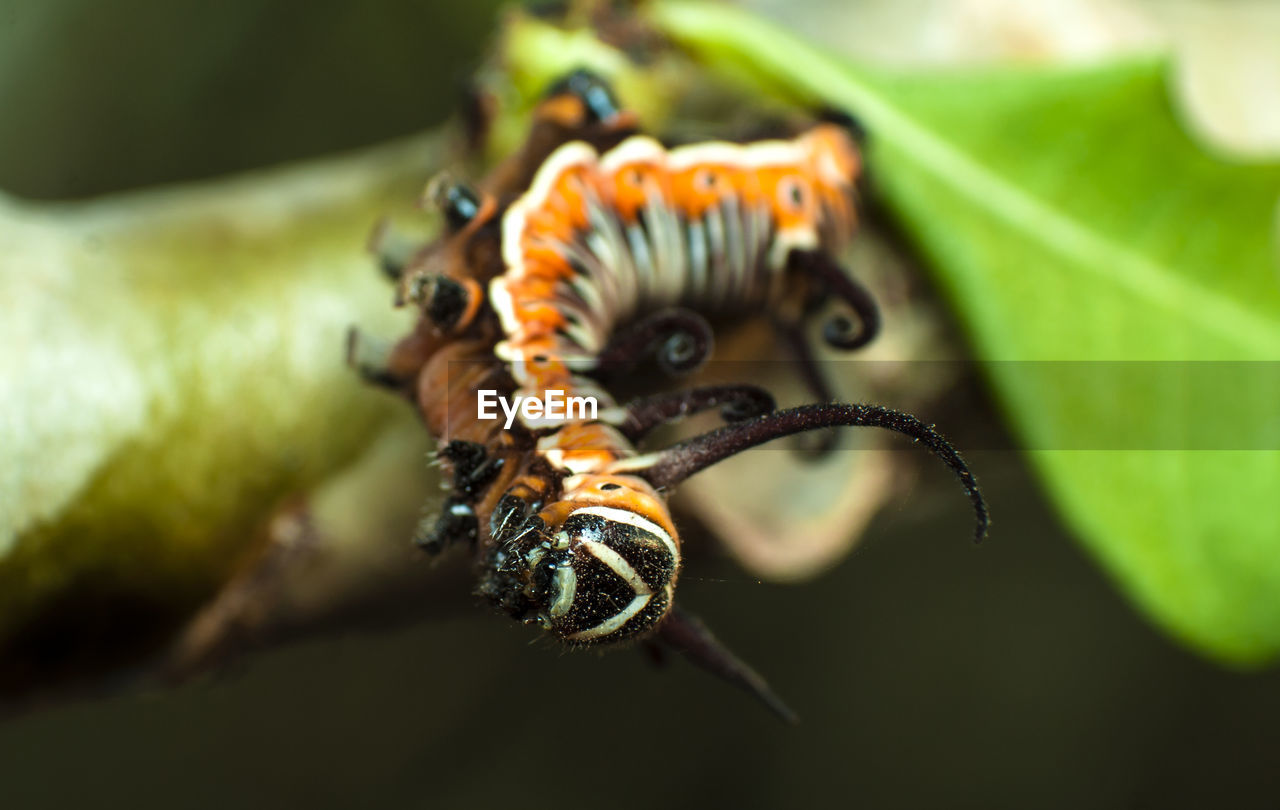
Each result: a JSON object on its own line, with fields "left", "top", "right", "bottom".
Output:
{"left": 443, "top": 184, "right": 480, "bottom": 231}
{"left": 426, "top": 276, "right": 468, "bottom": 330}
{"left": 779, "top": 178, "right": 806, "bottom": 211}
{"left": 546, "top": 69, "right": 623, "bottom": 124}
{"left": 600, "top": 483, "right": 621, "bottom": 490}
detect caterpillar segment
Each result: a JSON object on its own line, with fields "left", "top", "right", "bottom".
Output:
{"left": 489, "top": 122, "right": 866, "bottom": 406}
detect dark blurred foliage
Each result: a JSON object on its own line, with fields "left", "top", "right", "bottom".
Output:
{"left": 1, "top": 1, "right": 1278, "bottom": 808}
{"left": 0, "top": 0, "right": 501, "bottom": 198}
{"left": 2, "top": 447, "right": 1278, "bottom": 809}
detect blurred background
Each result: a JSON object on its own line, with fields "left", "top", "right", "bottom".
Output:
{"left": 2, "top": 1, "right": 1278, "bottom": 808}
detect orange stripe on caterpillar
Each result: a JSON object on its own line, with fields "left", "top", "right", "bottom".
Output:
{"left": 491, "top": 124, "right": 862, "bottom": 391}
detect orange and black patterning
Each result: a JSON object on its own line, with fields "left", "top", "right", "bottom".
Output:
{"left": 350, "top": 69, "right": 987, "bottom": 721}
{"left": 491, "top": 124, "right": 862, "bottom": 396}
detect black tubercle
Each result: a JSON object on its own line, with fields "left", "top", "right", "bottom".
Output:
{"left": 441, "top": 183, "right": 481, "bottom": 231}
{"left": 441, "top": 440, "right": 504, "bottom": 498}
{"left": 411, "top": 274, "right": 468, "bottom": 331}
{"left": 546, "top": 68, "right": 623, "bottom": 124}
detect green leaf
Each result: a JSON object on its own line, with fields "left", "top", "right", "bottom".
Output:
{"left": 652, "top": 1, "right": 1280, "bottom": 664}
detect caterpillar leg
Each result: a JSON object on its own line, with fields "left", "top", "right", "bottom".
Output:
{"left": 615, "top": 384, "right": 776, "bottom": 442}
{"left": 413, "top": 496, "right": 479, "bottom": 556}
{"left": 658, "top": 605, "right": 797, "bottom": 725}
{"left": 595, "top": 307, "right": 714, "bottom": 377}
{"left": 487, "top": 490, "right": 541, "bottom": 545}
{"left": 345, "top": 327, "right": 408, "bottom": 390}
{"left": 366, "top": 217, "right": 420, "bottom": 283}
{"left": 635, "top": 403, "right": 989, "bottom": 543}
{"left": 439, "top": 440, "right": 506, "bottom": 498}
{"left": 413, "top": 441, "right": 505, "bottom": 556}
{"left": 476, "top": 492, "right": 552, "bottom": 623}
{"left": 347, "top": 319, "right": 451, "bottom": 396}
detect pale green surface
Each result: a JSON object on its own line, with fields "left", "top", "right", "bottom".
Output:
{"left": 653, "top": 0, "right": 1280, "bottom": 664}
{"left": 0, "top": 138, "right": 430, "bottom": 640}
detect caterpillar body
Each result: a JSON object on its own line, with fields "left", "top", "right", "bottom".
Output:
{"left": 351, "top": 70, "right": 987, "bottom": 720}
{"left": 491, "top": 123, "right": 861, "bottom": 399}
{"left": 385, "top": 329, "right": 678, "bottom": 645}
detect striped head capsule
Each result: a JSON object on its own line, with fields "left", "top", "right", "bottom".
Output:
{"left": 483, "top": 478, "right": 680, "bottom": 645}
{"left": 538, "top": 504, "right": 677, "bottom": 644}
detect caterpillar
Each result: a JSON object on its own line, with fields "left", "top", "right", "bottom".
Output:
{"left": 349, "top": 70, "right": 988, "bottom": 719}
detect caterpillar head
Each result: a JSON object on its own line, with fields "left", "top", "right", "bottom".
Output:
{"left": 482, "top": 477, "right": 679, "bottom": 645}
